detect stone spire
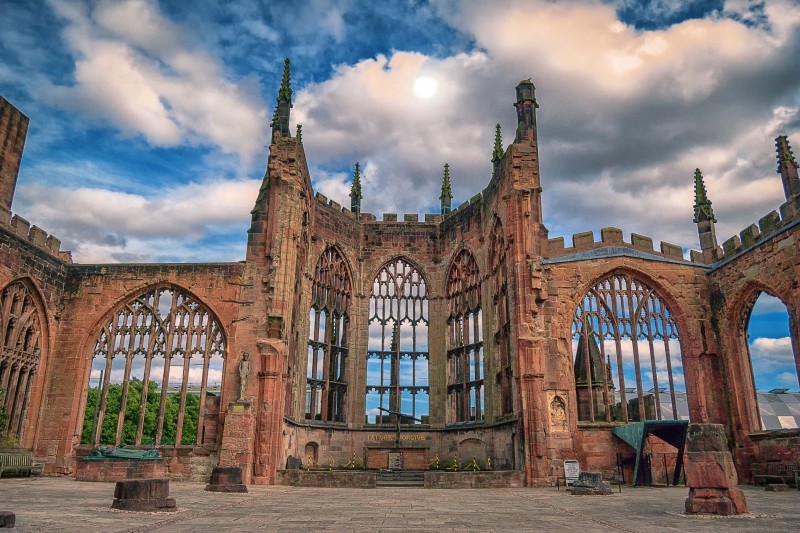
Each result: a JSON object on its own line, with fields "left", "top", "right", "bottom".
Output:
{"left": 296, "top": 124, "right": 302, "bottom": 142}
{"left": 513, "top": 78, "right": 539, "bottom": 144}
{"left": 492, "top": 123, "right": 503, "bottom": 164}
{"left": 350, "top": 162, "right": 362, "bottom": 215}
{"left": 271, "top": 58, "right": 293, "bottom": 138}
{"left": 776, "top": 135, "right": 800, "bottom": 199}
{"left": 693, "top": 168, "right": 716, "bottom": 223}
{"left": 440, "top": 163, "right": 453, "bottom": 215}
{"left": 693, "top": 168, "right": 718, "bottom": 263}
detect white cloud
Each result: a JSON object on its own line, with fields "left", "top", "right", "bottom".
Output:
{"left": 292, "top": 0, "right": 800, "bottom": 250}
{"left": 17, "top": 178, "right": 259, "bottom": 263}
{"left": 43, "top": 0, "right": 268, "bottom": 163}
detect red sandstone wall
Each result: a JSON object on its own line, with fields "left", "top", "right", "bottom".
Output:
{"left": 708, "top": 221, "right": 800, "bottom": 475}
{"left": 35, "top": 262, "right": 243, "bottom": 473}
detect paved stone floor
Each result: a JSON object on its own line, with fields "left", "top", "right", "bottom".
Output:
{"left": 0, "top": 477, "right": 798, "bottom": 532}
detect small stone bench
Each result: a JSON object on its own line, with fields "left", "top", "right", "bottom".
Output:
{"left": 111, "top": 478, "right": 176, "bottom": 512}
{"left": 0, "top": 511, "right": 14, "bottom": 529}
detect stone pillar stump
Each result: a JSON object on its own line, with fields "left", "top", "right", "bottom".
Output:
{"left": 684, "top": 424, "right": 747, "bottom": 515}
{"left": 111, "top": 478, "right": 177, "bottom": 512}
{"left": 205, "top": 466, "right": 248, "bottom": 493}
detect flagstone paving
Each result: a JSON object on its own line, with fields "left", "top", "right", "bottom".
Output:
{"left": 0, "top": 477, "right": 798, "bottom": 532}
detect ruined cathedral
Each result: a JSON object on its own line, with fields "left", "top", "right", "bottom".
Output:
{"left": 0, "top": 59, "right": 798, "bottom": 487}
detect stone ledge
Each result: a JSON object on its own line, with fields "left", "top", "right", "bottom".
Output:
{"left": 424, "top": 471, "right": 525, "bottom": 488}
{"left": 276, "top": 469, "right": 377, "bottom": 488}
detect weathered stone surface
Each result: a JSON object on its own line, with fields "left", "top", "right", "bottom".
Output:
{"left": 276, "top": 470, "right": 377, "bottom": 488}
{"left": 111, "top": 478, "right": 176, "bottom": 512}
{"left": 75, "top": 458, "right": 167, "bottom": 482}
{"left": 684, "top": 424, "right": 747, "bottom": 515}
{"left": 424, "top": 471, "right": 526, "bottom": 489}
{"left": 765, "top": 483, "right": 790, "bottom": 492}
{"left": 570, "top": 471, "right": 613, "bottom": 495}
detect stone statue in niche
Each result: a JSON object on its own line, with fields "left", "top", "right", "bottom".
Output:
{"left": 550, "top": 395, "right": 568, "bottom": 432}
{"left": 237, "top": 352, "right": 251, "bottom": 402}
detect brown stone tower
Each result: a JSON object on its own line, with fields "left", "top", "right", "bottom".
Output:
{"left": 0, "top": 97, "right": 29, "bottom": 212}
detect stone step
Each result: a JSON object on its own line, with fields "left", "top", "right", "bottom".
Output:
{"left": 376, "top": 470, "right": 425, "bottom": 487}
{"left": 376, "top": 480, "right": 425, "bottom": 488}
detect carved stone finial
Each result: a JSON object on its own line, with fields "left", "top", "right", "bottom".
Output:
{"left": 492, "top": 123, "right": 503, "bottom": 164}
{"left": 271, "top": 58, "right": 293, "bottom": 138}
{"left": 278, "top": 58, "right": 292, "bottom": 104}
{"left": 296, "top": 124, "right": 302, "bottom": 142}
{"left": 440, "top": 163, "right": 453, "bottom": 215}
{"left": 350, "top": 162, "right": 362, "bottom": 215}
{"left": 693, "top": 168, "right": 716, "bottom": 223}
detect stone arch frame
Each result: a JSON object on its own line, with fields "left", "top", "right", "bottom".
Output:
{"left": 364, "top": 256, "right": 431, "bottom": 425}
{"left": 0, "top": 276, "right": 50, "bottom": 445}
{"left": 724, "top": 280, "right": 798, "bottom": 434}
{"left": 445, "top": 248, "right": 485, "bottom": 423}
{"left": 304, "top": 245, "right": 353, "bottom": 423}
{"left": 565, "top": 266, "right": 693, "bottom": 424}
{"left": 77, "top": 281, "right": 229, "bottom": 448}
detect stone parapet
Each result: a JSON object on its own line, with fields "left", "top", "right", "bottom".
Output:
{"left": 424, "top": 471, "right": 526, "bottom": 488}
{"left": 276, "top": 469, "right": 377, "bottom": 488}
{"left": 545, "top": 227, "right": 689, "bottom": 263}
{"left": 0, "top": 212, "right": 71, "bottom": 264}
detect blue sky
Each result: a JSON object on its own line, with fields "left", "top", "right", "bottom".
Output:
{"left": 1, "top": 0, "right": 798, "bottom": 391}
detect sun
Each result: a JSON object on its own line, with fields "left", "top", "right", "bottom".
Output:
{"left": 412, "top": 76, "right": 438, "bottom": 99}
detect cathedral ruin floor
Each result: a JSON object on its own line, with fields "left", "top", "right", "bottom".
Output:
{"left": 0, "top": 477, "right": 797, "bottom": 532}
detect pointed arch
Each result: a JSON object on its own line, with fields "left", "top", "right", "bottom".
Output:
{"left": 732, "top": 282, "right": 798, "bottom": 430}
{"left": 305, "top": 246, "right": 352, "bottom": 422}
{"left": 446, "top": 248, "right": 484, "bottom": 422}
{"left": 0, "top": 277, "right": 48, "bottom": 440}
{"left": 365, "top": 256, "right": 429, "bottom": 425}
{"left": 571, "top": 270, "right": 687, "bottom": 423}
{"left": 80, "top": 284, "right": 227, "bottom": 447}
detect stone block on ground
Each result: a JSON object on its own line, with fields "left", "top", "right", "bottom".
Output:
{"left": 205, "top": 466, "right": 248, "bottom": 493}
{"left": 0, "top": 511, "right": 14, "bottom": 528}
{"left": 111, "top": 478, "right": 177, "bottom": 512}
{"left": 765, "top": 483, "right": 790, "bottom": 492}
{"left": 570, "top": 471, "right": 612, "bottom": 495}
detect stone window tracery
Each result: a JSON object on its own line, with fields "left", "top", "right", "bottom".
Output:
{"left": 490, "top": 221, "right": 513, "bottom": 416}
{"left": 0, "top": 280, "right": 43, "bottom": 439}
{"left": 82, "top": 286, "right": 225, "bottom": 446}
{"left": 366, "top": 258, "right": 429, "bottom": 425}
{"left": 305, "top": 247, "right": 351, "bottom": 422}
{"left": 572, "top": 273, "right": 685, "bottom": 423}
{"left": 446, "top": 249, "right": 484, "bottom": 422}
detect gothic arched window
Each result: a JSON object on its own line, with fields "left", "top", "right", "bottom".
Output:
{"left": 447, "top": 249, "right": 484, "bottom": 422}
{"left": 572, "top": 273, "right": 685, "bottom": 423}
{"left": 82, "top": 286, "right": 225, "bottom": 446}
{"left": 0, "top": 280, "right": 43, "bottom": 439}
{"left": 366, "top": 258, "right": 429, "bottom": 425}
{"left": 490, "top": 221, "right": 513, "bottom": 416}
{"left": 305, "top": 247, "right": 351, "bottom": 422}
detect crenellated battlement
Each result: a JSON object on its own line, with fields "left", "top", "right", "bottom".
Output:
{"left": 0, "top": 206, "right": 72, "bottom": 263}
{"left": 713, "top": 195, "right": 800, "bottom": 264}
{"left": 545, "top": 226, "right": 689, "bottom": 263}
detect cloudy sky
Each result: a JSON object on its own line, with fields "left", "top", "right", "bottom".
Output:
{"left": 2, "top": 0, "right": 797, "bottom": 392}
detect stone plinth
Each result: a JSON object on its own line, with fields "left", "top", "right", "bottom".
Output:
{"left": 424, "top": 471, "right": 526, "bottom": 488}
{"left": 570, "top": 471, "right": 612, "bottom": 495}
{"left": 684, "top": 424, "right": 747, "bottom": 515}
{"left": 205, "top": 466, "right": 248, "bottom": 493}
{"left": 75, "top": 458, "right": 166, "bottom": 482}
{"left": 111, "top": 478, "right": 176, "bottom": 512}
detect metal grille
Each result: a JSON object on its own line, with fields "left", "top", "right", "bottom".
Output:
{"left": 572, "top": 273, "right": 684, "bottom": 423}
{"left": 0, "top": 280, "right": 42, "bottom": 439}
{"left": 305, "top": 247, "right": 350, "bottom": 422}
{"left": 447, "top": 249, "right": 484, "bottom": 422}
{"left": 366, "top": 258, "right": 429, "bottom": 424}
{"left": 84, "top": 286, "right": 225, "bottom": 446}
